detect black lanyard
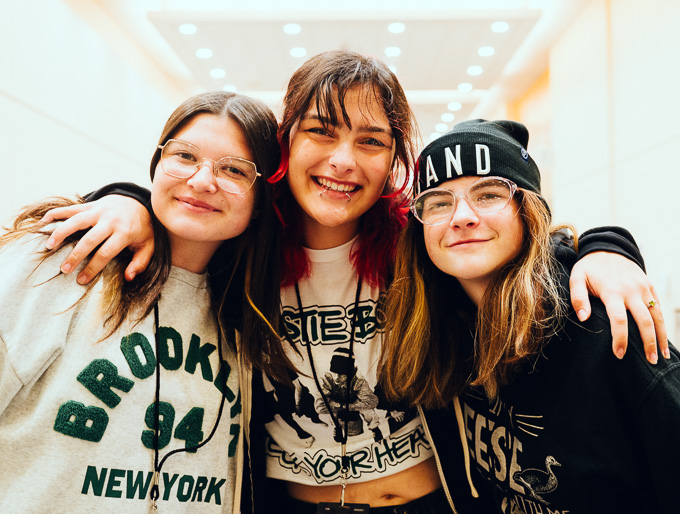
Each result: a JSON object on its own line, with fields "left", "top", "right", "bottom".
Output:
{"left": 292, "top": 278, "right": 363, "bottom": 445}
{"left": 292, "top": 279, "right": 372, "bottom": 510}
{"left": 149, "top": 301, "right": 226, "bottom": 509}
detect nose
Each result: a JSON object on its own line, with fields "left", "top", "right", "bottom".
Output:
{"left": 328, "top": 141, "right": 356, "bottom": 173}
{"left": 449, "top": 196, "right": 480, "bottom": 228}
{"left": 187, "top": 160, "right": 218, "bottom": 193}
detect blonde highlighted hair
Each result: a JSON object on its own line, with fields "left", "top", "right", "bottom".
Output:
{"left": 379, "top": 190, "right": 574, "bottom": 408}
{"left": 0, "top": 196, "right": 171, "bottom": 340}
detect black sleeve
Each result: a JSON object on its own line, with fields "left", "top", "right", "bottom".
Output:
{"left": 551, "top": 226, "right": 645, "bottom": 272}
{"left": 84, "top": 182, "right": 151, "bottom": 210}
{"left": 577, "top": 226, "right": 645, "bottom": 272}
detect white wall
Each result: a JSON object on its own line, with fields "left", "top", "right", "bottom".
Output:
{"left": 0, "top": 0, "right": 187, "bottom": 226}
{"left": 549, "top": 0, "right": 680, "bottom": 340}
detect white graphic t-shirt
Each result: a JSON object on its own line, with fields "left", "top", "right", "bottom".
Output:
{"left": 265, "top": 238, "right": 433, "bottom": 485}
{"left": 0, "top": 235, "right": 240, "bottom": 513}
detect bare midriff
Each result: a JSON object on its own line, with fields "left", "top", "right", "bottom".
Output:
{"left": 285, "top": 457, "right": 441, "bottom": 506}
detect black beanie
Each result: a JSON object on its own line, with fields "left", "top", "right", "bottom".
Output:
{"left": 416, "top": 119, "right": 541, "bottom": 196}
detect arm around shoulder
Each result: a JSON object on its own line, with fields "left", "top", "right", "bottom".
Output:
{"left": 43, "top": 183, "right": 155, "bottom": 284}
{"left": 566, "top": 225, "right": 666, "bottom": 361}
{"left": 84, "top": 182, "right": 151, "bottom": 209}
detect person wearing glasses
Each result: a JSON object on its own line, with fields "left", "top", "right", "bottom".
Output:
{"left": 380, "top": 119, "right": 680, "bottom": 513}
{"left": 0, "top": 91, "right": 281, "bottom": 513}
{"left": 37, "top": 52, "right": 666, "bottom": 513}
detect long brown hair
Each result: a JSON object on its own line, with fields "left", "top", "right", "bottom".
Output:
{"left": 0, "top": 196, "right": 170, "bottom": 340}
{"left": 0, "top": 92, "right": 281, "bottom": 345}
{"left": 380, "top": 190, "right": 570, "bottom": 408}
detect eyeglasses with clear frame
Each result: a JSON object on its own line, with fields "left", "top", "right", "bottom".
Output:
{"left": 411, "top": 176, "right": 518, "bottom": 226}
{"left": 158, "top": 139, "right": 260, "bottom": 195}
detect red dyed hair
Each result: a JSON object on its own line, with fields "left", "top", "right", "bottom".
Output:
{"left": 269, "top": 50, "right": 419, "bottom": 287}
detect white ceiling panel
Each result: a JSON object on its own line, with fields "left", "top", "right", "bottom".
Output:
{"left": 91, "top": 0, "right": 572, "bottom": 143}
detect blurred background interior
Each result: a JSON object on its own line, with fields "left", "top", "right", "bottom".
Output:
{"left": 2, "top": 0, "right": 679, "bottom": 340}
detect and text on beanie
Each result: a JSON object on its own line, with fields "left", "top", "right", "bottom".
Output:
{"left": 416, "top": 119, "right": 542, "bottom": 196}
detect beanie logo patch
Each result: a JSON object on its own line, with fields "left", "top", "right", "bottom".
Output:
{"left": 520, "top": 147, "right": 529, "bottom": 162}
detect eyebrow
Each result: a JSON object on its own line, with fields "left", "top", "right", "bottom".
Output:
{"left": 302, "top": 114, "right": 393, "bottom": 137}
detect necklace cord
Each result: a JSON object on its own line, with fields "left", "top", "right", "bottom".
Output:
{"left": 291, "top": 278, "right": 363, "bottom": 446}
{"left": 151, "top": 304, "right": 161, "bottom": 502}
{"left": 150, "top": 301, "right": 227, "bottom": 501}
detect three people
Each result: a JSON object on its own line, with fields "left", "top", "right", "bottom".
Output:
{"left": 381, "top": 120, "right": 680, "bottom": 512}
{"left": 0, "top": 91, "right": 280, "bottom": 512}
{"left": 27, "top": 51, "right": 668, "bottom": 513}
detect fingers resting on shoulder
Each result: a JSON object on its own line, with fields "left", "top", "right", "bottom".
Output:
{"left": 43, "top": 195, "right": 154, "bottom": 284}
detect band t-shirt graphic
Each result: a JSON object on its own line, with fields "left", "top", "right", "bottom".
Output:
{"left": 264, "top": 238, "right": 433, "bottom": 485}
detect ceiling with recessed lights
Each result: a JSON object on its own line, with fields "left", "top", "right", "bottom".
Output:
{"left": 92, "top": 0, "right": 576, "bottom": 146}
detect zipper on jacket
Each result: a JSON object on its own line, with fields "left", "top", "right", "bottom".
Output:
{"left": 238, "top": 352, "right": 257, "bottom": 513}
{"left": 417, "top": 405, "right": 459, "bottom": 514}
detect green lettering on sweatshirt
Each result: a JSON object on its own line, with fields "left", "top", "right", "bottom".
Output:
{"left": 213, "top": 360, "right": 235, "bottom": 401}
{"left": 176, "top": 475, "right": 194, "bottom": 502}
{"left": 77, "top": 359, "right": 134, "bottom": 408}
{"left": 205, "top": 476, "right": 226, "bottom": 505}
{"left": 104, "top": 468, "right": 125, "bottom": 498}
{"left": 80, "top": 466, "right": 225, "bottom": 504}
{"left": 120, "top": 332, "right": 156, "bottom": 379}
{"left": 184, "top": 334, "right": 215, "bottom": 381}
{"left": 191, "top": 476, "right": 209, "bottom": 502}
{"left": 162, "top": 472, "right": 180, "bottom": 501}
{"left": 81, "top": 465, "right": 107, "bottom": 495}
{"left": 142, "top": 401, "right": 175, "bottom": 450}
{"left": 126, "top": 469, "right": 154, "bottom": 499}
{"left": 157, "top": 326, "right": 183, "bottom": 371}
{"left": 174, "top": 407, "right": 204, "bottom": 452}
{"left": 54, "top": 400, "right": 109, "bottom": 442}
{"left": 230, "top": 390, "right": 242, "bottom": 419}
{"left": 229, "top": 422, "right": 240, "bottom": 457}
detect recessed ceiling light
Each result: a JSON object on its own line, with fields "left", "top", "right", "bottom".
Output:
{"left": 458, "top": 83, "right": 473, "bottom": 93}
{"left": 388, "top": 22, "right": 405, "bottom": 34}
{"left": 447, "top": 101, "right": 462, "bottom": 111}
{"left": 290, "top": 47, "right": 307, "bottom": 58}
{"left": 430, "top": 132, "right": 442, "bottom": 141}
{"left": 179, "top": 24, "right": 197, "bottom": 35}
{"left": 196, "top": 48, "right": 212, "bottom": 59}
{"left": 223, "top": 84, "right": 238, "bottom": 92}
{"left": 435, "top": 123, "right": 448, "bottom": 133}
{"left": 467, "top": 66, "right": 483, "bottom": 76}
{"left": 385, "top": 47, "right": 401, "bottom": 57}
{"left": 210, "top": 68, "right": 226, "bottom": 79}
{"left": 388, "top": 65, "right": 398, "bottom": 74}
{"left": 492, "top": 21, "right": 509, "bottom": 33}
{"left": 478, "top": 46, "right": 495, "bottom": 57}
{"left": 284, "top": 23, "right": 301, "bottom": 35}
{"left": 441, "top": 113, "right": 455, "bottom": 123}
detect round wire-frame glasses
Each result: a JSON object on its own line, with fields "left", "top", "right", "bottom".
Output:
{"left": 411, "top": 176, "right": 518, "bottom": 226}
{"left": 158, "top": 139, "right": 260, "bottom": 195}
